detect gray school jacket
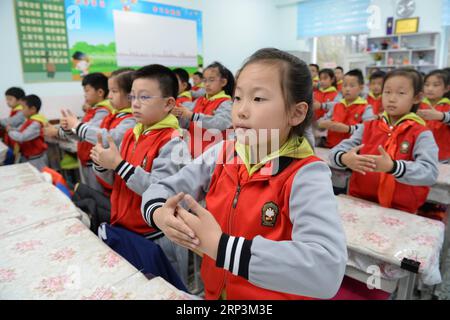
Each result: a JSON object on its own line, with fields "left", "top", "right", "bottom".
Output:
{"left": 57, "top": 108, "right": 110, "bottom": 141}
{"left": 443, "top": 111, "right": 450, "bottom": 125}
{"left": 178, "top": 99, "right": 233, "bottom": 131}
{"left": 8, "top": 121, "right": 41, "bottom": 143}
{"left": 0, "top": 111, "right": 25, "bottom": 128}
{"left": 140, "top": 141, "right": 348, "bottom": 299}
{"left": 74, "top": 112, "right": 136, "bottom": 148}
{"left": 328, "top": 123, "right": 439, "bottom": 186}
{"left": 93, "top": 136, "right": 191, "bottom": 196}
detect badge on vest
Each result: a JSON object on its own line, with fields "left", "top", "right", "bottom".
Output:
{"left": 261, "top": 202, "right": 279, "bottom": 227}
{"left": 354, "top": 113, "right": 359, "bottom": 119}
{"left": 400, "top": 141, "right": 410, "bottom": 154}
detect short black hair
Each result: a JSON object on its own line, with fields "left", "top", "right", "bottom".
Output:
{"left": 369, "top": 70, "right": 386, "bottom": 82}
{"left": 72, "top": 51, "right": 86, "bottom": 60}
{"left": 345, "top": 69, "right": 364, "bottom": 85}
{"left": 319, "top": 68, "right": 337, "bottom": 88}
{"left": 424, "top": 69, "right": 449, "bottom": 87}
{"left": 22, "top": 94, "right": 42, "bottom": 113}
{"left": 82, "top": 72, "right": 109, "bottom": 98}
{"left": 193, "top": 71, "right": 203, "bottom": 78}
{"left": 204, "top": 62, "right": 235, "bottom": 96}
{"left": 173, "top": 68, "right": 192, "bottom": 90}
{"left": 133, "top": 64, "right": 179, "bottom": 98}
{"left": 309, "top": 63, "right": 320, "bottom": 72}
{"left": 335, "top": 66, "right": 344, "bottom": 72}
{"left": 5, "top": 87, "right": 25, "bottom": 99}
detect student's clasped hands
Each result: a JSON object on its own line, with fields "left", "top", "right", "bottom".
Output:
{"left": 90, "top": 133, "right": 123, "bottom": 170}
{"left": 153, "top": 193, "right": 222, "bottom": 260}
{"left": 341, "top": 144, "right": 394, "bottom": 175}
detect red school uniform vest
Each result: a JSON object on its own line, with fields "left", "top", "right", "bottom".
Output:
{"left": 419, "top": 98, "right": 450, "bottom": 161}
{"left": 314, "top": 87, "right": 338, "bottom": 120}
{"left": 326, "top": 98, "right": 368, "bottom": 148}
{"left": 201, "top": 141, "right": 321, "bottom": 300}
{"left": 110, "top": 127, "right": 180, "bottom": 235}
{"left": 17, "top": 117, "right": 48, "bottom": 158}
{"left": 348, "top": 118, "right": 430, "bottom": 213}
{"left": 77, "top": 105, "right": 111, "bottom": 166}
{"left": 188, "top": 94, "right": 231, "bottom": 158}
{"left": 367, "top": 93, "right": 383, "bottom": 115}
{"left": 95, "top": 110, "right": 134, "bottom": 192}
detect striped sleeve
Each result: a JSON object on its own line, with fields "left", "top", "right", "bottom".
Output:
{"left": 390, "top": 160, "right": 406, "bottom": 178}
{"left": 75, "top": 122, "right": 89, "bottom": 140}
{"left": 216, "top": 233, "right": 252, "bottom": 280}
{"left": 142, "top": 198, "right": 167, "bottom": 230}
{"left": 114, "top": 160, "right": 135, "bottom": 183}
{"left": 443, "top": 111, "right": 450, "bottom": 124}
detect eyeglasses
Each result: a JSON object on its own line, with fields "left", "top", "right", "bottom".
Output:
{"left": 127, "top": 94, "right": 167, "bottom": 104}
{"left": 203, "top": 78, "right": 220, "bottom": 84}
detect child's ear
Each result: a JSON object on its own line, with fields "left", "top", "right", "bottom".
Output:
{"left": 288, "top": 102, "right": 308, "bottom": 127}
{"left": 413, "top": 92, "right": 423, "bottom": 105}
{"left": 164, "top": 97, "right": 176, "bottom": 112}
{"left": 220, "top": 77, "right": 228, "bottom": 89}
{"left": 97, "top": 89, "right": 105, "bottom": 98}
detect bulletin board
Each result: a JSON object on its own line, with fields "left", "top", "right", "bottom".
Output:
{"left": 15, "top": 0, "right": 203, "bottom": 83}
{"left": 14, "top": 0, "right": 73, "bottom": 83}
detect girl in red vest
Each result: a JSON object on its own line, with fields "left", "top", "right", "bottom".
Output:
{"left": 6, "top": 94, "right": 48, "bottom": 170}
{"left": 313, "top": 68, "right": 339, "bottom": 120}
{"left": 318, "top": 69, "right": 374, "bottom": 148}
{"left": 173, "top": 68, "right": 193, "bottom": 106}
{"left": 417, "top": 69, "right": 450, "bottom": 162}
{"left": 61, "top": 69, "right": 136, "bottom": 193}
{"left": 91, "top": 64, "right": 191, "bottom": 284}
{"left": 335, "top": 66, "right": 344, "bottom": 93}
{"left": 172, "top": 62, "right": 235, "bottom": 158}
{"left": 191, "top": 71, "right": 205, "bottom": 100}
{"left": 59, "top": 72, "right": 112, "bottom": 192}
{"left": 366, "top": 70, "right": 386, "bottom": 117}
{"left": 330, "top": 68, "right": 439, "bottom": 213}
{"left": 142, "top": 48, "right": 347, "bottom": 300}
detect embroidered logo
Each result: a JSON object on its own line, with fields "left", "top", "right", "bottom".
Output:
{"left": 261, "top": 202, "right": 279, "bottom": 227}
{"left": 400, "top": 141, "right": 410, "bottom": 154}
{"left": 354, "top": 113, "right": 359, "bottom": 119}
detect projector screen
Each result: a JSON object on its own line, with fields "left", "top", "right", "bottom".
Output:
{"left": 113, "top": 10, "right": 198, "bottom": 67}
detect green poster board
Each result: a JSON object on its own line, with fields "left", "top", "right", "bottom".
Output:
{"left": 15, "top": 0, "right": 72, "bottom": 82}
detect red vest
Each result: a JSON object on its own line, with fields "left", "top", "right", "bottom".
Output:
{"left": 188, "top": 96, "right": 231, "bottom": 158}
{"left": 337, "top": 81, "right": 343, "bottom": 93}
{"left": 348, "top": 119, "right": 430, "bottom": 213}
{"left": 95, "top": 112, "right": 134, "bottom": 192}
{"left": 327, "top": 102, "right": 368, "bottom": 148}
{"left": 110, "top": 127, "right": 180, "bottom": 235}
{"left": 419, "top": 102, "right": 450, "bottom": 161}
{"left": 201, "top": 141, "right": 320, "bottom": 300}
{"left": 367, "top": 95, "right": 383, "bottom": 115}
{"left": 77, "top": 106, "right": 111, "bottom": 166}
{"left": 18, "top": 119, "right": 48, "bottom": 158}
{"left": 314, "top": 89, "right": 338, "bottom": 120}
{"left": 176, "top": 95, "right": 192, "bottom": 105}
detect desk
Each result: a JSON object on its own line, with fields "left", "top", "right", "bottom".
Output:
{"left": 0, "top": 163, "right": 44, "bottom": 193}
{"left": 338, "top": 195, "right": 445, "bottom": 299}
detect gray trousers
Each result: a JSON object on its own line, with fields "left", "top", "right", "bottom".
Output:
{"left": 80, "top": 163, "right": 104, "bottom": 193}
{"left": 20, "top": 153, "right": 48, "bottom": 171}
{"left": 154, "top": 236, "right": 189, "bottom": 287}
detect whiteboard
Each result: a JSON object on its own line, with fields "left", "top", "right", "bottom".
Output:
{"left": 113, "top": 10, "right": 198, "bottom": 67}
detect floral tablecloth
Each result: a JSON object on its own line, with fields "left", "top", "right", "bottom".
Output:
{"left": 0, "top": 218, "right": 191, "bottom": 299}
{"left": 0, "top": 181, "right": 80, "bottom": 237}
{"left": 0, "top": 141, "right": 7, "bottom": 164}
{"left": 0, "top": 163, "right": 44, "bottom": 193}
{"left": 338, "top": 194, "right": 445, "bottom": 285}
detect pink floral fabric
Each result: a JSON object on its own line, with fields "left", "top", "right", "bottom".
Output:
{"left": 338, "top": 195, "right": 445, "bottom": 285}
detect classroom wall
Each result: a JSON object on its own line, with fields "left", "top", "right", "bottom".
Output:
{"left": 0, "top": 0, "right": 289, "bottom": 120}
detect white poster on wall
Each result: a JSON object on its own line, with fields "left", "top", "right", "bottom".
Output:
{"left": 113, "top": 10, "right": 198, "bottom": 67}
